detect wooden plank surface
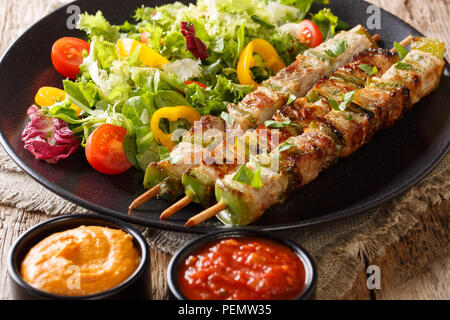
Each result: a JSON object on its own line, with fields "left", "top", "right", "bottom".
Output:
{"left": 0, "top": 0, "right": 448, "bottom": 300}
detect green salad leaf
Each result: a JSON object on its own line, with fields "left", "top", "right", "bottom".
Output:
{"left": 311, "top": 8, "right": 349, "bottom": 40}
{"left": 45, "top": 0, "right": 346, "bottom": 173}
{"left": 277, "top": 0, "right": 329, "bottom": 20}
{"left": 63, "top": 80, "right": 100, "bottom": 111}
{"left": 77, "top": 11, "right": 120, "bottom": 42}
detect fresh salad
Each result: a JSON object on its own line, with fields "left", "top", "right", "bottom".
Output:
{"left": 22, "top": 0, "right": 348, "bottom": 176}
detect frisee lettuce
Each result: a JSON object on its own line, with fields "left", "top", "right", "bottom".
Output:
{"left": 47, "top": 0, "right": 345, "bottom": 172}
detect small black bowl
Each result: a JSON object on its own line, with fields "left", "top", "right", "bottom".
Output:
{"left": 7, "top": 214, "right": 151, "bottom": 300}
{"left": 167, "top": 230, "right": 317, "bottom": 300}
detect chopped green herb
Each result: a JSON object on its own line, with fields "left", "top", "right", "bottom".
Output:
{"left": 394, "top": 41, "right": 408, "bottom": 60}
{"left": 233, "top": 163, "right": 262, "bottom": 190}
{"left": 346, "top": 114, "right": 353, "bottom": 120}
{"left": 287, "top": 94, "right": 297, "bottom": 105}
{"left": 264, "top": 118, "right": 297, "bottom": 128}
{"left": 358, "top": 64, "right": 378, "bottom": 75}
{"left": 328, "top": 98, "right": 339, "bottom": 110}
{"left": 325, "top": 39, "right": 348, "bottom": 57}
{"left": 272, "top": 141, "right": 297, "bottom": 160}
{"left": 220, "top": 111, "right": 234, "bottom": 126}
{"left": 278, "top": 142, "right": 296, "bottom": 152}
{"left": 395, "top": 61, "right": 414, "bottom": 70}
{"left": 339, "top": 91, "right": 355, "bottom": 111}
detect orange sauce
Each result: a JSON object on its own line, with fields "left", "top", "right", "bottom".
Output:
{"left": 21, "top": 226, "right": 139, "bottom": 296}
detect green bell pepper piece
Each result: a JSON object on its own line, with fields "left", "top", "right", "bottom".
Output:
{"left": 143, "top": 163, "right": 183, "bottom": 202}
{"left": 182, "top": 172, "right": 215, "bottom": 208}
{"left": 143, "top": 164, "right": 168, "bottom": 189}
{"left": 215, "top": 180, "right": 255, "bottom": 226}
{"left": 411, "top": 37, "right": 445, "bottom": 59}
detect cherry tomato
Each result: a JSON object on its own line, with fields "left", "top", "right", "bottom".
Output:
{"left": 185, "top": 81, "right": 207, "bottom": 89}
{"left": 85, "top": 124, "right": 133, "bottom": 175}
{"left": 297, "top": 20, "right": 323, "bottom": 48}
{"left": 51, "top": 37, "right": 90, "bottom": 79}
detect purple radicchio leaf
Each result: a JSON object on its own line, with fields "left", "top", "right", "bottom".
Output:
{"left": 21, "top": 105, "right": 81, "bottom": 164}
{"left": 180, "top": 21, "right": 209, "bottom": 60}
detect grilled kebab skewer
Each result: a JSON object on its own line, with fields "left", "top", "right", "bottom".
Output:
{"left": 186, "top": 37, "right": 445, "bottom": 227}
{"left": 163, "top": 37, "right": 414, "bottom": 220}
{"left": 129, "top": 25, "right": 379, "bottom": 212}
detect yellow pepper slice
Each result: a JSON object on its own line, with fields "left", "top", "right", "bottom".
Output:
{"left": 35, "top": 87, "right": 66, "bottom": 107}
{"left": 117, "top": 38, "right": 169, "bottom": 68}
{"left": 35, "top": 86, "right": 81, "bottom": 116}
{"left": 237, "top": 39, "right": 286, "bottom": 89}
{"left": 151, "top": 106, "right": 201, "bottom": 150}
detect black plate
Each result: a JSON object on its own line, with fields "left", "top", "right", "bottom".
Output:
{"left": 0, "top": 0, "right": 449, "bottom": 233}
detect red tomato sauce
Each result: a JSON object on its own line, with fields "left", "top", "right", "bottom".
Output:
{"left": 178, "top": 237, "right": 306, "bottom": 300}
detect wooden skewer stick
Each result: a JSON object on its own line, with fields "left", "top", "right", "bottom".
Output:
{"left": 129, "top": 34, "right": 411, "bottom": 218}
{"left": 183, "top": 34, "right": 416, "bottom": 227}
{"left": 128, "top": 185, "right": 161, "bottom": 214}
{"left": 390, "top": 35, "right": 414, "bottom": 53}
{"left": 185, "top": 202, "right": 227, "bottom": 227}
{"left": 160, "top": 196, "right": 192, "bottom": 220}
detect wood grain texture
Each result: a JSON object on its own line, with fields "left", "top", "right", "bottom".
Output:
{"left": 343, "top": 200, "right": 450, "bottom": 300}
{"left": 366, "top": 0, "right": 450, "bottom": 61}
{"left": 369, "top": 201, "right": 449, "bottom": 299}
{"left": 0, "top": 0, "right": 448, "bottom": 300}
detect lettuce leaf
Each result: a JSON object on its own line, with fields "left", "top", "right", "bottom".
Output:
{"left": 311, "top": 8, "right": 349, "bottom": 40}
{"left": 65, "top": 0, "right": 344, "bottom": 173}
{"left": 63, "top": 80, "right": 100, "bottom": 112}
{"left": 276, "top": 0, "right": 329, "bottom": 19}
{"left": 77, "top": 11, "right": 120, "bottom": 42}
{"left": 186, "top": 75, "right": 253, "bottom": 115}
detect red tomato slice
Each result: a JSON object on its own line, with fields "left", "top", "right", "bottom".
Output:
{"left": 297, "top": 20, "right": 323, "bottom": 48}
{"left": 85, "top": 124, "right": 133, "bottom": 175}
{"left": 51, "top": 37, "right": 90, "bottom": 79}
{"left": 185, "top": 80, "right": 207, "bottom": 89}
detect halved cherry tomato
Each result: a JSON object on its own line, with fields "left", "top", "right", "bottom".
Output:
{"left": 85, "top": 124, "right": 133, "bottom": 175}
{"left": 297, "top": 20, "right": 323, "bottom": 48}
{"left": 185, "top": 81, "right": 207, "bottom": 89}
{"left": 51, "top": 37, "right": 90, "bottom": 79}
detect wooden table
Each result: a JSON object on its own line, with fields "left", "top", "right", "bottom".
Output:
{"left": 0, "top": 0, "right": 448, "bottom": 300}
